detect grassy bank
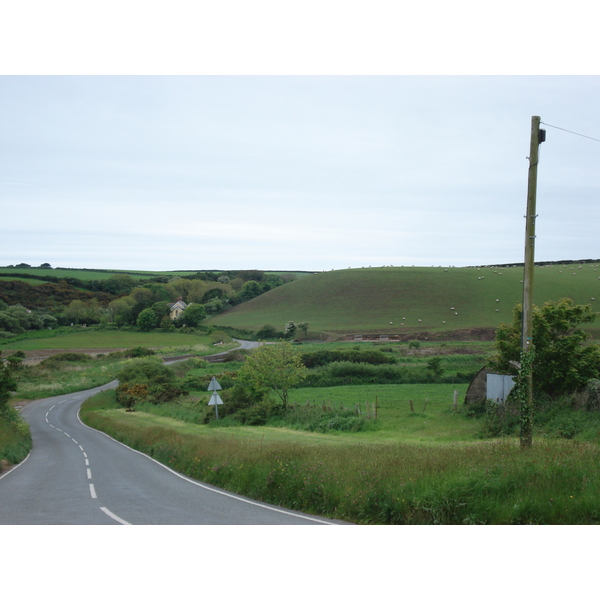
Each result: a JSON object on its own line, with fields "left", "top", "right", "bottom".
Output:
{"left": 0, "top": 410, "right": 31, "bottom": 469}
{"left": 81, "top": 388, "right": 600, "bottom": 524}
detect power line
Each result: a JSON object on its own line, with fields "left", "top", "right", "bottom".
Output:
{"left": 540, "top": 121, "right": 600, "bottom": 143}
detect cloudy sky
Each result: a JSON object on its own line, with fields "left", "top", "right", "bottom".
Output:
{"left": 2, "top": 6, "right": 599, "bottom": 273}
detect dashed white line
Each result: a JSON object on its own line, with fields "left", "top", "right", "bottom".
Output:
{"left": 85, "top": 459, "right": 89, "bottom": 466}
{"left": 87, "top": 468, "right": 92, "bottom": 479}
{"left": 89, "top": 484, "right": 97, "bottom": 498}
{"left": 100, "top": 507, "right": 131, "bottom": 525}
{"left": 79, "top": 445, "right": 84, "bottom": 451}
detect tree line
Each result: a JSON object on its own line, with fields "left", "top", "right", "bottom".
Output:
{"left": 0, "top": 270, "right": 294, "bottom": 335}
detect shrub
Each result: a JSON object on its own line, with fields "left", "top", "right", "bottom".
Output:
{"left": 127, "top": 346, "right": 156, "bottom": 358}
{"left": 475, "top": 401, "right": 520, "bottom": 438}
{"left": 116, "top": 383, "right": 148, "bottom": 411}
{"left": 300, "top": 348, "right": 396, "bottom": 368}
{"left": 231, "top": 398, "right": 282, "bottom": 426}
{"left": 42, "top": 352, "right": 93, "bottom": 368}
{"left": 117, "top": 359, "right": 186, "bottom": 404}
{"left": 256, "top": 324, "right": 281, "bottom": 339}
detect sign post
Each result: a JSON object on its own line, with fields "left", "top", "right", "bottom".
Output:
{"left": 207, "top": 377, "right": 223, "bottom": 419}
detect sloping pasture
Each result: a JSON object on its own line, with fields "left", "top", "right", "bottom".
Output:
{"left": 207, "top": 265, "right": 600, "bottom": 336}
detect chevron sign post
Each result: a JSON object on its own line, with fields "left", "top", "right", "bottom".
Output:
{"left": 207, "top": 377, "right": 223, "bottom": 419}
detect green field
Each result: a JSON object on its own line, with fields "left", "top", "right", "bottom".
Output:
{"left": 0, "top": 266, "right": 311, "bottom": 281}
{"left": 207, "top": 265, "right": 600, "bottom": 336}
{"left": 0, "top": 267, "right": 166, "bottom": 280}
{"left": 0, "top": 329, "right": 226, "bottom": 353}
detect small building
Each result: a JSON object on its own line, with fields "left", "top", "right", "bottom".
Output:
{"left": 465, "top": 367, "right": 516, "bottom": 404}
{"left": 167, "top": 298, "right": 188, "bottom": 320}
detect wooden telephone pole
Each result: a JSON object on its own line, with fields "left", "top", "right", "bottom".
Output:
{"left": 520, "top": 115, "right": 545, "bottom": 448}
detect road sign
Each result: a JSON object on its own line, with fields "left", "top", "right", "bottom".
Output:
{"left": 208, "top": 392, "right": 223, "bottom": 406}
{"left": 207, "top": 377, "right": 222, "bottom": 391}
{"left": 208, "top": 390, "right": 223, "bottom": 420}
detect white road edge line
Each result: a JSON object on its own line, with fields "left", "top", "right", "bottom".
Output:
{"left": 77, "top": 407, "right": 336, "bottom": 525}
{"left": 90, "top": 483, "right": 97, "bottom": 498}
{"left": 100, "top": 506, "right": 131, "bottom": 525}
{"left": 0, "top": 452, "right": 31, "bottom": 481}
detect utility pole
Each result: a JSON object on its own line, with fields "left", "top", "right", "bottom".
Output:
{"left": 520, "top": 115, "right": 545, "bottom": 448}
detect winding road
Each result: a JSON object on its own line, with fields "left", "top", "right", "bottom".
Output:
{"left": 0, "top": 341, "right": 347, "bottom": 525}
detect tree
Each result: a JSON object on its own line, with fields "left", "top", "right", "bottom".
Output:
{"left": 136, "top": 307, "right": 158, "bottom": 331}
{"left": 491, "top": 298, "right": 600, "bottom": 398}
{"left": 109, "top": 296, "right": 136, "bottom": 325}
{"left": 284, "top": 321, "right": 296, "bottom": 339}
{"left": 63, "top": 299, "right": 103, "bottom": 325}
{"left": 64, "top": 299, "right": 85, "bottom": 325}
{"left": 427, "top": 356, "right": 444, "bottom": 379}
{"left": 0, "top": 312, "right": 24, "bottom": 334}
{"left": 104, "top": 274, "right": 136, "bottom": 295}
{"left": 297, "top": 322, "right": 310, "bottom": 339}
{"left": 237, "top": 342, "right": 308, "bottom": 409}
{"left": 236, "top": 280, "right": 263, "bottom": 303}
{"left": 178, "top": 303, "right": 207, "bottom": 328}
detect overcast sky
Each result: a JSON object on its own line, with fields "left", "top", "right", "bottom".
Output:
{"left": 2, "top": 8, "right": 599, "bottom": 274}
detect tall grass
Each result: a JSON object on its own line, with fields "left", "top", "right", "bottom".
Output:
{"left": 0, "top": 408, "right": 31, "bottom": 467}
{"left": 81, "top": 391, "right": 600, "bottom": 524}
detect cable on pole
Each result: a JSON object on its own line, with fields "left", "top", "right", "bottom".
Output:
{"left": 540, "top": 121, "right": 600, "bottom": 143}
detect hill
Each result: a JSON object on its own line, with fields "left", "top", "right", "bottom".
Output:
{"left": 207, "top": 264, "right": 600, "bottom": 338}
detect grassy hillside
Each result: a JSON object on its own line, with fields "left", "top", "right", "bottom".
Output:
{"left": 207, "top": 264, "right": 600, "bottom": 337}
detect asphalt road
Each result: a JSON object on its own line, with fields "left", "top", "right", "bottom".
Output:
{"left": 0, "top": 383, "right": 347, "bottom": 525}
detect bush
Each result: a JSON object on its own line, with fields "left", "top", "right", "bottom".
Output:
{"left": 256, "top": 324, "right": 281, "bottom": 339}
{"left": 42, "top": 352, "right": 93, "bottom": 368}
{"left": 116, "top": 383, "right": 148, "bottom": 411}
{"left": 267, "top": 404, "right": 371, "bottom": 433}
{"left": 117, "top": 359, "right": 186, "bottom": 405}
{"left": 127, "top": 347, "right": 156, "bottom": 358}
{"left": 231, "top": 398, "right": 282, "bottom": 426}
{"left": 222, "top": 349, "right": 249, "bottom": 362}
{"left": 475, "top": 401, "right": 520, "bottom": 438}
{"left": 300, "top": 348, "right": 396, "bottom": 368}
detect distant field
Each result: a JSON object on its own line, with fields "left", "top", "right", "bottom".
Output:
{"left": 208, "top": 264, "right": 600, "bottom": 336}
{"left": 0, "top": 329, "right": 219, "bottom": 352}
{"left": 0, "top": 267, "right": 311, "bottom": 282}
{"left": 0, "top": 267, "right": 180, "bottom": 281}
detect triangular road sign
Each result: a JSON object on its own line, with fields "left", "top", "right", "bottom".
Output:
{"left": 208, "top": 392, "right": 223, "bottom": 406}
{"left": 207, "top": 377, "right": 222, "bottom": 391}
